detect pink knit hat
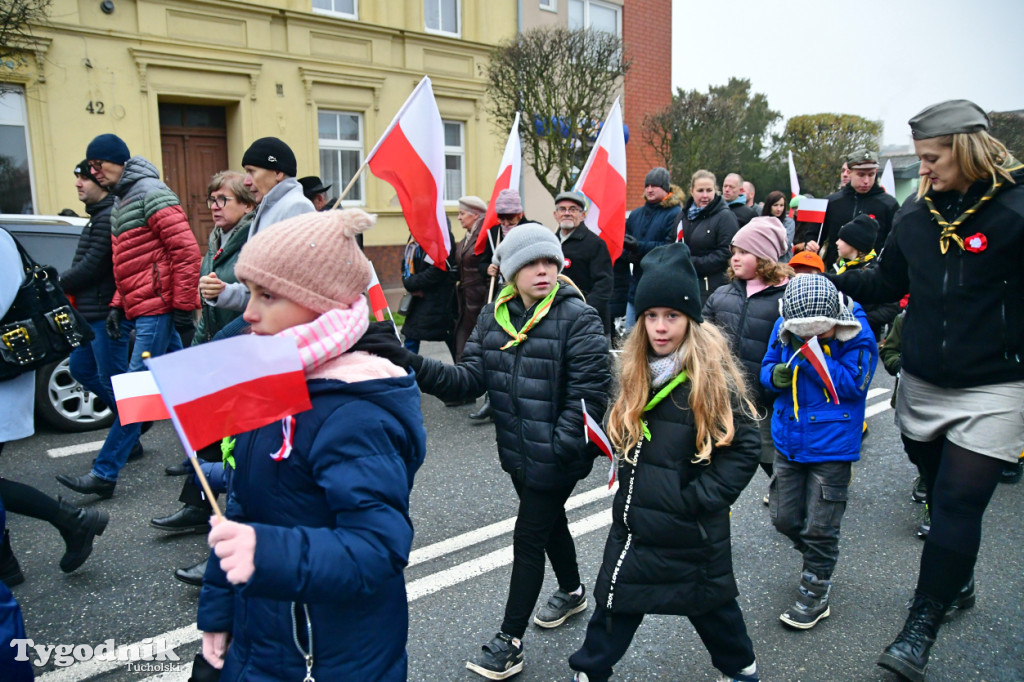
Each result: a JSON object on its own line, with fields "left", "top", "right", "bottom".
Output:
{"left": 494, "top": 189, "right": 523, "bottom": 214}
{"left": 731, "top": 216, "right": 788, "bottom": 262}
{"left": 234, "top": 208, "right": 375, "bottom": 313}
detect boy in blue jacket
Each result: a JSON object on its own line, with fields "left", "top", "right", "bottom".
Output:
{"left": 760, "top": 274, "right": 877, "bottom": 631}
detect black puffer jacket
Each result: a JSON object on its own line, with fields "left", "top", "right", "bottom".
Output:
{"left": 401, "top": 234, "right": 456, "bottom": 342}
{"left": 676, "top": 196, "right": 740, "bottom": 304}
{"left": 59, "top": 195, "right": 116, "bottom": 322}
{"left": 703, "top": 279, "right": 788, "bottom": 409}
{"left": 820, "top": 182, "right": 900, "bottom": 269}
{"left": 414, "top": 284, "right": 610, "bottom": 491}
{"left": 830, "top": 165, "right": 1024, "bottom": 388}
{"left": 594, "top": 380, "right": 759, "bottom": 616}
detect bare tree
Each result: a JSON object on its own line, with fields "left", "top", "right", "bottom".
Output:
{"left": 990, "top": 111, "right": 1024, "bottom": 160}
{"left": 782, "top": 113, "right": 882, "bottom": 197}
{"left": 0, "top": 0, "right": 50, "bottom": 61}
{"left": 485, "top": 27, "right": 628, "bottom": 198}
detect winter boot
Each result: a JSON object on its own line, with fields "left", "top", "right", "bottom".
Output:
{"left": 0, "top": 529, "right": 24, "bottom": 587}
{"left": 54, "top": 498, "right": 109, "bottom": 573}
{"left": 915, "top": 505, "right": 931, "bottom": 540}
{"left": 877, "top": 593, "right": 946, "bottom": 682}
{"left": 911, "top": 476, "right": 927, "bottom": 503}
{"left": 779, "top": 571, "right": 831, "bottom": 629}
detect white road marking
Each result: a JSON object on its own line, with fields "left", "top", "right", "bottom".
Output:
{"left": 865, "top": 400, "right": 893, "bottom": 418}
{"left": 37, "top": 624, "right": 200, "bottom": 681}
{"left": 866, "top": 387, "right": 890, "bottom": 400}
{"left": 46, "top": 440, "right": 106, "bottom": 459}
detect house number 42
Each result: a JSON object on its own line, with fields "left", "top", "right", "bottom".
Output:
{"left": 85, "top": 101, "right": 105, "bottom": 114}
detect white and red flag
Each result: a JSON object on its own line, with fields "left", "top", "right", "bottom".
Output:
{"left": 366, "top": 261, "right": 389, "bottom": 322}
{"left": 111, "top": 371, "right": 170, "bottom": 424}
{"left": 475, "top": 112, "right": 522, "bottom": 255}
{"left": 144, "top": 335, "right": 312, "bottom": 452}
{"left": 797, "top": 197, "right": 829, "bottom": 224}
{"left": 786, "top": 335, "right": 840, "bottom": 404}
{"left": 573, "top": 98, "right": 627, "bottom": 262}
{"left": 788, "top": 151, "right": 800, "bottom": 199}
{"left": 582, "top": 399, "right": 616, "bottom": 488}
{"left": 880, "top": 159, "right": 896, "bottom": 197}
{"left": 366, "top": 76, "right": 450, "bottom": 269}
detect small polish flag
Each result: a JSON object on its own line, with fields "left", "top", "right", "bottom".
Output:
{"left": 880, "top": 159, "right": 896, "bottom": 197}
{"left": 145, "top": 335, "right": 312, "bottom": 452}
{"left": 111, "top": 371, "right": 170, "bottom": 424}
{"left": 367, "top": 76, "right": 451, "bottom": 269}
{"left": 367, "top": 261, "right": 388, "bottom": 322}
{"left": 797, "top": 197, "right": 829, "bottom": 224}
{"left": 475, "top": 112, "right": 522, "bottom": 255}
{"left": 574, "top": 98, "right": 627, "bottom": 262}
{"left": 788, "top": 151, "right": 800, "bottom": 199}
{"left": 786, "top": 335, "right": 840, "bottom": 404}
{"left": 582, "top": 399, "right": 616, "bottom": 488}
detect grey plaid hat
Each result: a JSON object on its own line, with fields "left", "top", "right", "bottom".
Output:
{"left": 778, "top": 275, "right": 861, "bottom": 343}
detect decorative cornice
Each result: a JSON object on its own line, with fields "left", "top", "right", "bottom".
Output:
{"left": 298, "top": 67, "right": 386, "bottom": 109}
{"left": 129, "top": 47, "right": 261, "bottom": 98}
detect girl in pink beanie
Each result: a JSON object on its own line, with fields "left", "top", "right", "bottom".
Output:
{"left": 197, "top": 208, "right": 427, "bottom": 682}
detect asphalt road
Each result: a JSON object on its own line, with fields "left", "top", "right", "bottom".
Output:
{"left": 4, "top": 343, "right": 1022, "bottom": 681}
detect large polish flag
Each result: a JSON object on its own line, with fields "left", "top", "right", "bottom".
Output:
{"left": 574, "top": 98, "right": 627, "bottom": 262}
{"left": 367, "top": 76, "right": 450, "bottom": 269}
{"left": 475, "top": 112, "right": 522, "bottom": 255}
{"left": 797, "top": 197, "right": 829, "bottom": 224}
{"left": 788, "top": 151, "right": 800, "bottom": 198}
{"left": 111, "top": 371, "right": 170, "bottom": 424}
{"left": 144, "top": 335, "right": 312, "bottom": 452}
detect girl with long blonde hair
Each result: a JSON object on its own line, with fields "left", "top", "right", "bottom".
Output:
{"left": 569, "top": 242, "right": 761, "bottom": 682}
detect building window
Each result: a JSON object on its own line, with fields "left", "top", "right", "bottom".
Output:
{"left": 568, "top": 0, "right": 621, "bottom": 36}
{"left": 425, "top": 0, "right": 459, "bottom": 36}
{"left": 312, "top": 0, "right": 357, "bottom": 19}
{"left": 443, "top": 121, "right": 464, "bottom": 204}
{"left": 318, "top": 110, "right": 363, "bottom": 205}
{"left": 540, "top": 0, "right": 557, "bottom": 11}
{"left": 0, "top": 86, "right": 34, "bottom": 214}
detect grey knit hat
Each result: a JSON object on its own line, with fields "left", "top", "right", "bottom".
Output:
{"left": 493, "top": 222, "right": 563, "bottom": 281}
{"left": 644, "top": 167, "right": 671, "bottom": 192}
{"left": 779, "top": 275, "right": 861, "bottom": 343}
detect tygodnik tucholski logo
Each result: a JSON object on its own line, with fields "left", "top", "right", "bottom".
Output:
{"left": 10, "top": 636, "right": 182, "bottom": 671}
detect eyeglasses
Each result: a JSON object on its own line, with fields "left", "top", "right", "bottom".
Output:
{"left": 206, "top": 195, "right": 235, "bottom": 209}
{"left": 87, "top": 160, "right": 105, "bottom": 170}
{"left": 555, "top": 206, "right": 582, "bottom": 215}
{"left": 497, "top": 213, "right": 520, "bottom": 223}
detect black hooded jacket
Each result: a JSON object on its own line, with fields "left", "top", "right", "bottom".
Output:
{"left": 59, "top": 195, "right": 117, "bottom": 322}
{"left": 675, "top": 195, "right": 740, "bottom": 304}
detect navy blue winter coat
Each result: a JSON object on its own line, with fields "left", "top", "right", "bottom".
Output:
{"left": 197, "top": 369, "right": 426, "bottom": 682}
{"left": 623, "top": 188, "right": 683, "bottom": 304}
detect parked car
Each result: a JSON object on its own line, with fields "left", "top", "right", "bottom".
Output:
{"left": 1, "top": 214, "right": 116, "bottom": 432}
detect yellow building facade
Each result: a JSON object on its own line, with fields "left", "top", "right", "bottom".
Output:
{"left": 4, "top": 0, "right": 517, "bottom": 283}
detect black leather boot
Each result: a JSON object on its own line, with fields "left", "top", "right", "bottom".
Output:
{"left": 0, "top": 530, "right": 24, "bottom": 588}
{"left": 878, "top": 593, "right": 946, "bottom": 682}
{"left": 174, "top": 559, "right": 208, "bottom": 587}
{"left": 54, "top": 499, "right": 109, "bottom": 573}
{"left": 469, "top": 395, "right": 492, "bottom": 421}
{"left": 56, "top": 472, "right": 115, "bottom": 499}
{"left": 150, "top": 505, "right": 211, "bottom": 534}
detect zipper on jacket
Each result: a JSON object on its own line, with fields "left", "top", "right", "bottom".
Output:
{"left": 606, "top": 427, "right": 644, "bottom": 612}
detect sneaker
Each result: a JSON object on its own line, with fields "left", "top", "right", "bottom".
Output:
{"left": 911, "top": 476, "right": 927, "bottom": 504}
{"left": 779, "top": 572, "right": 831, "bottom": 629}
{"left": 466, "top": 633, "right": 523, "bottom": 680}
{"left": 716, "top": 665, "right": 759, "bottom": 682}
{"left": 534, "top": 586, "right": 587, "bottom": 628}
{"left": 572, "top": 674, "right": 590, "bottom": 682}
{"left": 762, "top": 490, "right": 770, "bottom": 507}
{"left": 999, "top": 459, "right": 1023, "bottom": 484}
{"left": 915, "top": 507, "right": 930, "bottom": 540}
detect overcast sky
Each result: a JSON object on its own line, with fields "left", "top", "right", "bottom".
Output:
{"left": 671, "top": 0, "right": 1024, "bottom": 148}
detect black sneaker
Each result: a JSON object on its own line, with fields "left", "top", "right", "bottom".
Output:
{"left": 911, "top": 476, "right": 927, "bottom": 504}
{"left": 999, "top": 459, "right": 1023, "bottom": 484}
{"left": 466, "top": 633, "right": 523, "bottom": 680}
{"left": 534, "top": 586, "right": 587, "bottom": 628}
{"left": 915, "top": 507, "right": 930, "bottom": 540}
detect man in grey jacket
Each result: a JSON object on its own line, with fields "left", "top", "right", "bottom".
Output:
{"left": 199, "top": 137, "right": 314, "bottom": 312}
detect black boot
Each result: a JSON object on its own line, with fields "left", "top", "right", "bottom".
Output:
{"left": 878, "top": 593, "right": 946, "bottom": 682}
{"left": 54, "top": 499, "right": 109, "bottom": 573}
{"left": 0, "top": 530, "right": 24, "bottom": 588}
{"left": 174, "top": 559, "right": 207, "bottom": 587}
{"left": 56, "top": 472, "right": 115, "bottom": 499}
{"left": 150, "top": 505, "right": 211, "bottom": 534}
{"left": 469, "top": 395, "right": 492, "bottom": 421}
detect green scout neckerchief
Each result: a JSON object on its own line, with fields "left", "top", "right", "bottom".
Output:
{"left": 640, "top": 370, "right": 689, "bottom": 441}
{"left": 493, "top": 282, "right": 560, "bottom": 350}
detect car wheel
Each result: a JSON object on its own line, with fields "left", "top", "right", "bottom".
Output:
{"left": 34, "top": 358, "right": 115, "bottom": 432}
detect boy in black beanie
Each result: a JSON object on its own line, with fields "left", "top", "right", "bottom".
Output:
{"left": 834, "top": 214, "right": 899, "bottom": 340}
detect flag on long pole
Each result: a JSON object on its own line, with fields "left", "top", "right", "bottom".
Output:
{"left": 582, "top": 399, "right": 616, "bottom": 488}
{"left": 475, "top": 113, "right": 522, "bottom": 255}
{"left": 786, "top": 335, "right": 840, "bottom": 404}
{"left": 788, "top": 151, "right": 800, "bottom": 199}
{"left": 573, "top": 98, "right": 627, "bottom": 263}
{"left": 366, "top": 76, "right": 450, "bottom": 269}
{"left": 880, "top": 159, "right": 896, "bottom": 197}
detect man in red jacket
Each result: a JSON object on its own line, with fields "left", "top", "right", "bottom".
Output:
{"left": 58, "top": 134, "right": 200, "bottom": 499}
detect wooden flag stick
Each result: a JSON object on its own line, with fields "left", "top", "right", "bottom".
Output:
{"left": 329, "top": 159, "right": 371, "bottom": 211}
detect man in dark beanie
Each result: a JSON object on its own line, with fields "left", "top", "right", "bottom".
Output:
{"left": 614, "top": 166, "right": 682, "bottom": 330}
{"left": 59, "top": 135, "right": 200, "bottom": 498}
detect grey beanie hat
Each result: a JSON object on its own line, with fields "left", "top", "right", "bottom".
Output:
{"left": 644, "top": 167, "right": 671, "bottom": 192}
{"left": 493, "top": 222, "right": 563, "bottom": 281}
{"left": 779, "top": 275, "right": 861, "bottom": 343}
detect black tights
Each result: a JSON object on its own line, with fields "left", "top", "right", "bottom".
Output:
{"left": 902, "top": 436, "right": 1003, "bottom": 605}
{"left": 0, "top": 478, "right": 61, "bottom": 525}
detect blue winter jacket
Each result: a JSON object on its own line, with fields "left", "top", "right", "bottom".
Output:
{"left": 759, "top": 305, "right": 877, "bottom": 463}
{"left": 196, "top": 370, "right": 426, "bottom": 682}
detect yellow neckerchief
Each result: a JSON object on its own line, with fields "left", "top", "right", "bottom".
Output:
{"left": 493, "top": 282, "right": 560, "bottom": 350}
{"left": 792, "top": 341, "right": 833, "bottom": 421}
{"left": 835, "top": 250, "right": 876, "bottom": 275}
{"left": 925, "top": 160, "right": 1024, "bottom": 254}
{"left": 640, "top": 370, "right": 690, "bottom": 441}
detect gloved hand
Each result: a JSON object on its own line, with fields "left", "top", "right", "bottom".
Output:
{"left": 622, "top": 234, "right": 639, "bottom": 252}
{"left": 106, "top": 308, "right": 124, "bottom": 340}
{"left": 771, "top": 363, "right": 794, "bottom": 389}
{"left": 173, "top": 309, "right": 196, "bottom": 332}
{"left": 351, "top": 322, "right": 422, "bottom": 370}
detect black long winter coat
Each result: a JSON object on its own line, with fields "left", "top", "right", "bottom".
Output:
{"left": 560, "top": 226, "right": 613, "bottom": 334}
{"left": 402, "top": 235, "right": 456, "bottom": 342}
{"left": 820, "top": 182, "right": 900, "bottom": 269}
{"left": 676, "top": 196, "right": 740, "bottom": 304}
{"left": 594, "top": 380, "right": 759, "bottom": 616}
{"left": 414, "top": 284, "right": 610, "bottom": 491}
{"left": 59, "top": 195, "right": 116, "bottom": 322}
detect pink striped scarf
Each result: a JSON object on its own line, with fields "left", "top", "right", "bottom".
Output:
{"left": 276, "top": 297, "right": 370, "bottom": 374}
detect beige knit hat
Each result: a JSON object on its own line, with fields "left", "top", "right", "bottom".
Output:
{"left": 234, "top": 208, "right": 375, "bottom": 312}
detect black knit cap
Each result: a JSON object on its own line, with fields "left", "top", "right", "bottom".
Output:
{"left": 241, "top": 137, "right": 297, "bottom": 177}
{"left": 74, "top": 159, "right": 102, "bottom": 187}
{"left": 633, "top": 242, "right": 703, "bottom": 323}
{"left": 644, "top": 167, "right": 671, "bottom": 192}
{"left": 838, "top": 214, "right": 879, "bottom": 254}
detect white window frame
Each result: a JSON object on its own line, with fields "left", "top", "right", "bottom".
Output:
{"left": 568, "top": 0, "right": 621, "bottom": 36}
{"left": 539, "top": 0, "right": 557, "bottom": 12}
{"left": 424, "top": 0, "right": 461, "bottom": 37}
{"left": 317, "top": 109, "right": 364, "bottom": 207}
{"left": 442, "top": 120, "right": 465, "bottom": 206}
{"left": 0, "top": 85, "right": 36, "bottom": 214}
{"left": 311, "top": 0, "right": 358, "bottom": 20}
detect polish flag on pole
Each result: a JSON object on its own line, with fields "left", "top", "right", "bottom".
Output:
{"left": 582, "top": 399, "right": 616, "bottom": 488}
{"left": 144, "top": 335, "right": 312, "bottom": 452}
{"left": 111, "top": 371, "right": 170, "bottom": 424}
{"left": 475, "top": 112, "right": 522, "bottom": 255}
{"left": 573, "top": 98, "right": 627, "bottom": 262}
{"left": 880, "top": 159, "right": 896, "bottom": 197}
{"left": 788, "top": 151, "right": 800, "bottom": 198}
{"left": 367, "top": 261, "right": 388, "bottom": 322}
{"left": 786, "top": 335, "right": 840, "bottom": 404}
{"left": 797, "top": 197, "right": 829, "bottom": 224}
{"left": 366, "top": 76, "right": 450, "bottom": 269}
